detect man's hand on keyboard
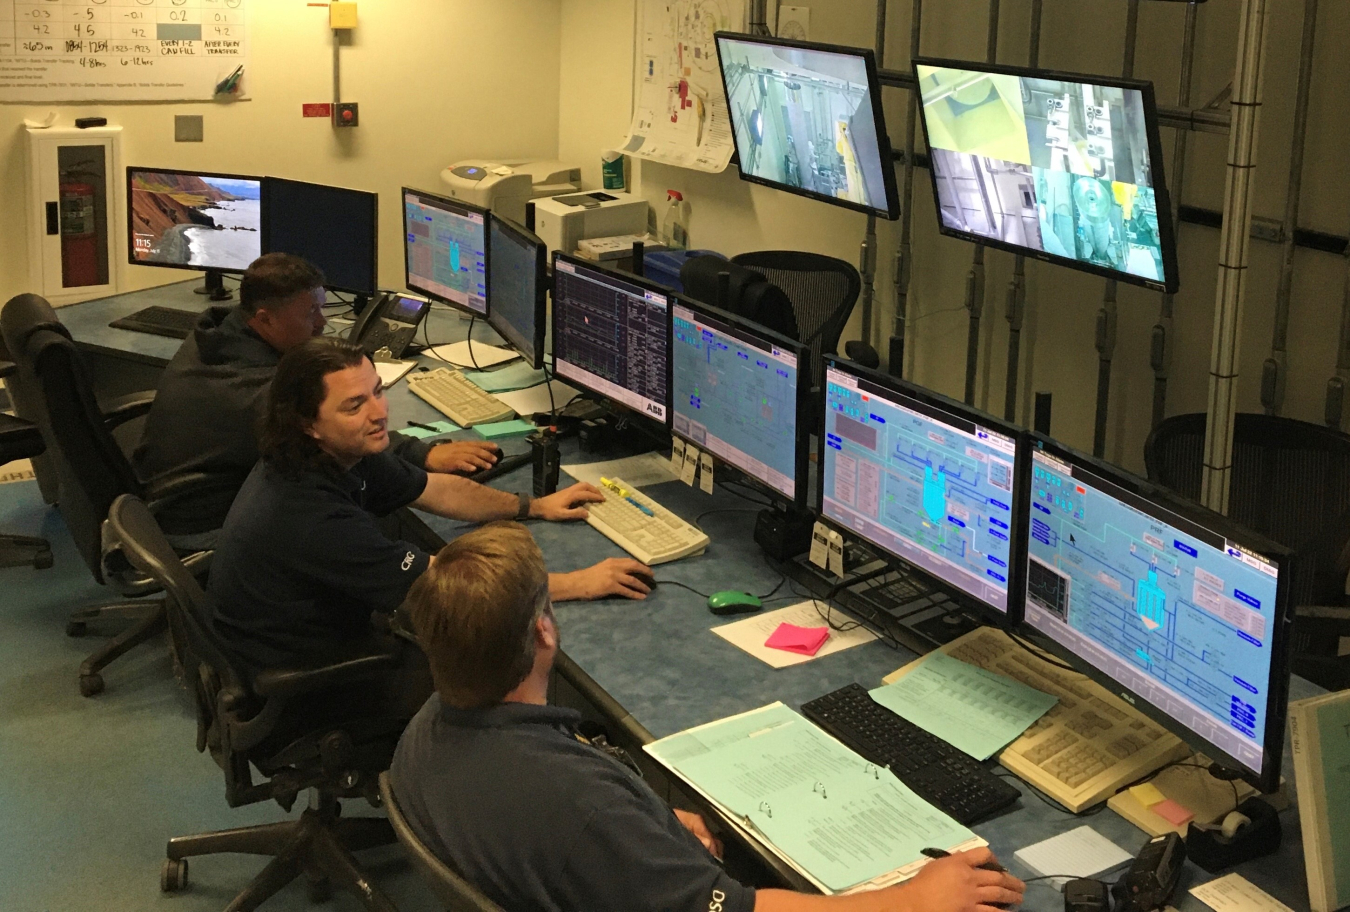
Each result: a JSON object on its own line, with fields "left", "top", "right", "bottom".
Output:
{"left": 550, "top": 558, "right": 654, "bottom": 601}
{"left": 900, "top": 848, "right": 1024, "bottom": 912}
{"left": 424, "top": 441, "right": 500, "bottom": 474}
{"left": 529, "top": 482, "right": 605, "bottom": 521}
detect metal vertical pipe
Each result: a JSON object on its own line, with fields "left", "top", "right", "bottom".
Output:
{"left": 1328, "top": 205, "right": 1350, "bottom": 428}
{"left": 858, "top": 0, "right": 889, "bottom": 350}
{"left": 748, "top": 0, "right": 771, "bottom": 36}
{"left": 963, "top": 0, "right": 1000, "bottom": 405}
{"left": 1201, "top": 0, "right": 1270, "bottom": 513}
{"left": 1151, "top": 2, "right": 1199, "bottom": 430}
{"left": 1003, "top": 0, "right": 1042, "bottom": 422}
{"left": 1264, "top": 0, "right": 1318, "bottom": 417}
{"left": 888, "top": 0, "right": 923, "bottom": 378}
{"left": 1091, "top": 0, "right": 1139, "bottom": 457}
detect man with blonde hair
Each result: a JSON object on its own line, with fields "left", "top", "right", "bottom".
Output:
{"left": 392, "top": 522, "right": 1024, "bottom": 912}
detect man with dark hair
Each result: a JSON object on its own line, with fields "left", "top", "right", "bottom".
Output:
{"left": 207, "top": 337, "right": 653, "bottom": 679}
{"left": 134, "top": 252, "right": 499, "bottom": 543}
{"left": 392, "top": 523, "right": 1026, "bottom": 912}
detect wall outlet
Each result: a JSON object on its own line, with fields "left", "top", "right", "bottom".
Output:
{"left": 333, "top": 102, "right": 359, "bottom": 128}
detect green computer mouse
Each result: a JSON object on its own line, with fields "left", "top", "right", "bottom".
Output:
{"left": 707, "top": 590, "right": 763, "bottom": 616}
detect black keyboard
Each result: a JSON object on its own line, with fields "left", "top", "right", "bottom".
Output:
{"left": 109, "top": 306, "right": 202, "bottom": 340}
{"left": 801, "top": 683, "right": 1021, "bottom": 824}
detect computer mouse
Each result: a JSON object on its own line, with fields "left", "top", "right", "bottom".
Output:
{"left": 707, "top": 591, "right": 762, "bottom": 616}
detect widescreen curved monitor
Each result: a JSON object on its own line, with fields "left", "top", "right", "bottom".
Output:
{"left": 914, "top": 58, "right": 1178, "bottom": 293}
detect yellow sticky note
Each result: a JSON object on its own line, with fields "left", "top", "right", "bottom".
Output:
{"left": 1129, "top": 783, "right": 1167, "bottom": 807}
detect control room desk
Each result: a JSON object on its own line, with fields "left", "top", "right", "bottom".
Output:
{"left": 58, "top": 281, "right": 1323, "bottom": 911}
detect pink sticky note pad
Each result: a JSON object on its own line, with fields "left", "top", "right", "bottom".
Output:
{"left": 764, "top": 623, "right": 830, "bottom": 656}
{"left": 1152, "top": 799, "right": 1194, "bottom": 827}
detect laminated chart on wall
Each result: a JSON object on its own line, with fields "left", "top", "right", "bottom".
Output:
{"left": 622, "top": 0, "right": 742, "bottom": 172}
{"left": 0, "top": 0, "right": 248, "bottom": 102}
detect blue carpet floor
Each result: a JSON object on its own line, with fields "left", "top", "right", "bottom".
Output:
{"left": 0, "top": 479, "right": 439, "bottom": 912}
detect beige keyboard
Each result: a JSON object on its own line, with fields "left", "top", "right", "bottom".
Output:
{"left": 406, "top": 368, "right": 515, "bottom": 427}
{"left": 885, "top": 627, "right": 1189, "bottom": 812}
{"left": 586, "top": 477, "right": 709, "bottom": 566}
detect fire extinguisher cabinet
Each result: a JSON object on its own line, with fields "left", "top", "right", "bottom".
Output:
{"left": 25, "top": 125, "right": 123, "bottom": 306}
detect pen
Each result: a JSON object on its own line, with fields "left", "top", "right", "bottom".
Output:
{"left": 407, "top": 421, "right": 439, "bottom": 432}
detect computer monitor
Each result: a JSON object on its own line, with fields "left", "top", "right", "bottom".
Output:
{"left": 551, "top": 253, "right": 671, "bottom": 425}
{"left": 672, "top": 299, "right": 808, "bottom": 506}
{"left": 819, "top": 358, "right": 1027, "bottom": 622}
{"left": 487, "top": 215, "right": 547, "bottom": 370}
{"left": 1021, "top": 436, "right": 1293, "bottom": 791}
{"left": 715, "top": 33, "right": 900, "bottom": 220}
{"left": 914, "top": 57, "right": 1178, "bottom": 293}
{"left": 403, "top": 188, "right": 488, "bottom": 315}
{"left": 262, "top": 178, "right": 378, "bottom": 298}
{"left": 127, "top": 167, "right": 263, "bottom": 273}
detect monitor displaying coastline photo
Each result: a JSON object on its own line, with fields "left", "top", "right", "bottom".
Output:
{"left": 129, "top": 169, "right": 262, "bottom": 272}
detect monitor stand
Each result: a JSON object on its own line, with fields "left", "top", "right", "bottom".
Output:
{"left": 565, "top": 397, "right": 670, "bottom": 457}
{"left": 193, "top": 269, "right": 232, "bottom": 302}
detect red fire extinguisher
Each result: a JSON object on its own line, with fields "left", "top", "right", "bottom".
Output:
{"left": 59, "top": 182, "right": 101, "bottom": 288}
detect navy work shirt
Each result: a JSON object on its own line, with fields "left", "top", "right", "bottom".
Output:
{"left": 207, "top": 450, "right": 431, "bottom": 675}
{"left": 391, "top": 697, "right": 756, "bottom": 912}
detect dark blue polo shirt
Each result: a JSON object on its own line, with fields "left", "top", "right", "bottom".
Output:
{"left": 391, "top": 697, "right": 756, "bottom": 912}
{"left": 207, "top": 450, "right": 431, "bottom": 675}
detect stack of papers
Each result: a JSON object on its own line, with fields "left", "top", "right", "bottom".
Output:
{"left": 646, "top": 703, "right": 983, "bottom": 894}
{"left": 561, "top": 452, "right": 680, "bottom": 489}
{"left": 427, "top": 341, "right": 519, "bottom": 369}
{"left": 1013, "top": 826, "right": 1132, "bottom": 879}
{"left": 871, "top": 651, "right": 1058, "bottom": 760}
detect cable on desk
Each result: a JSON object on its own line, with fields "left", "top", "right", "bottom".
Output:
{"left": 691, "top": 507, "right": 759, "bottom": 530}
{"left": 1008, "top": 630, "right": 1081, "bottom": 674}
{"left": 465, "top": 316, "right": 484, "bottom": 370}
{"left": 654, "top": 579, "right": 713, "bottom": 599}
{"left": 719, "top": 480, "right": 773, "bottom": 507}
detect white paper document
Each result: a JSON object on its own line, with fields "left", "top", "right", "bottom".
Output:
{"left": 561, "top": 453, "right": 681, "bottom": 490}
{"left": 712, "top": 601, "right": 877, "bottom": 669}
{"left": 428, "top": 341, "right": 520, "bottom": 369}
{"left": 1191, "top": 874, "right": 1295, "bottom": 912}
{"left": 373, "top": 360, "right": 416, "bottom": 387}
{"left": 492, "top": 380, "right": 579, "bottom": 418}
{"left": 1013, "top": 826, "right": 1132, "bottom": 879}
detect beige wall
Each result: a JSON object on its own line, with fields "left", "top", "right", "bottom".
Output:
{"left": 0, "top": 0, "right": 562, "bottom": 304}
{"left": 559, "top": 0, "right": 1350, "bottom": 474}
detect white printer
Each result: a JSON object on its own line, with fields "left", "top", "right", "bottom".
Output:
{"left": 530, "top": 191, "right": 650, "bottom": 258}
{"left": 440, "top": 160, "right": 581, "bottom": 225}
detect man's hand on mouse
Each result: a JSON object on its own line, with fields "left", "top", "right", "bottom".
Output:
{"left": 551, "top": 558, "right": 653, "bottom": 601}
{"left": 903, "top": 848, "right": 1024, "bottom": 912}
{"left": 424, "top": 441, "right": 500, "bottom": 474}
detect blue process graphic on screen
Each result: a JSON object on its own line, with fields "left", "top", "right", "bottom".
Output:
{"left": 404, "top": 193, "right": 487, "bottom": 314}
{"left": 821, "top": 367, "right": 1017, "bottom": 613}
{"left": 718, "top": 37, "right": 891, "bottom": 212}
{"left": 671, "top": 305, "right": 798, "bottom": 500}
{"left": 916, "top": 64, "right": 1166, "bottom": 286}
{"left": 1024, "top": 451, "right": 1280, "bottom": 769}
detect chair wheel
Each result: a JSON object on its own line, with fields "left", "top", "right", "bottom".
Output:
{"left": 66, "top": 620, "right": 87, "bottom": 637}
{"left": 78, "top": 673, "right": 104, "bottom": 697}
{"left": 306, "top": 875, "right": 332, "bottom": 903}
{"left": 161, "top": 857, "right": 188, "bottom": 892}
{"left": 34, "top": 551, "right": 53, "bottom": 570}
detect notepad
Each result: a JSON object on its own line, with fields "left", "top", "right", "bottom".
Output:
{"left": 373, "top": 359, "right": 416, "bottom": 386}
{"left": 1191, "top": 874, "right": 1296, "bottom": 912}
{"left": 765, "top": 623, "right": 830, "bottom": 656}
{"left": 1013, "top": 826, "right": 1133, "bottom": 879}
{"left": 428, "top": 341, "right": 519, "bottom": 369}
{"left": 474, "top": 419, "right": 537, "bottom": 439}
{"left": 401, "top": 420, "right": 460, "bottom": 439}
{"left": 493, "top": 380, "right": 579, "bottom": 418}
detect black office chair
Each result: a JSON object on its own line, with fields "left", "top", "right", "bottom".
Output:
{"left": 1145, "top": 412, "right": 1350, "bottom": 689}
{"left": 378, "top": 771, "right": 506, "bottom": 912}
{"left": 106, "top": 494, "right": 408, "bottom": 912}
{"left": 0, "top": 359, "right": 52, "bottom": 570}
{"left": 0, "top": 293, "right": 217, "bottom": 696}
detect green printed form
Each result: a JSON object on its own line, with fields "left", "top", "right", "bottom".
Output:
{"left": 649, "top": 704, "right": 974, "bottom": 893}
{"left": 1316, "top": 698, "right": 1350, "bottom": 902}
{"left": 869, "top": 652, "right": 1058, "bottom": 761}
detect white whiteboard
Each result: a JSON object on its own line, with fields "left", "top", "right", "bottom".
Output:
{"left": 0, "top": 0, "right": 248, "bottom": 103}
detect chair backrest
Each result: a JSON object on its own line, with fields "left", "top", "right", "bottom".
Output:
{"left": 1, "top": 294, "right": 142, "bottom": 580}
{"left": 678, "top": 256, "right": 800, "bottom": 341}
{"left": 729, "top": 250, "right": 861, "bottom": 386}
{"left": 378, "top": 772, "right": 507, "bottom": 912}
{"left": 1, "top": 295, "right": 64, "bottom": 504}
{"left": 1144, "top": 412, "right": 1350, "bottom": 605}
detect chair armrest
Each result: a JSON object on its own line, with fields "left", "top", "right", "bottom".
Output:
{"left": 0, "top": 360, "right": 15, "bottom": 380}
{"left": 144, "top": 471, "right": 239, "bottom": 515}
{"left": 252, "top": 651, "right": 400, "bottom": 699}
{"left": 100, "top": 390, "right": 157, "bottom": 429}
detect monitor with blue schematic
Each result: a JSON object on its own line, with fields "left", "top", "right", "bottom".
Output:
{"left": 672, "top": 301, "right": 807, "bottom": 505}
{"left": 403, "top": 188, "right": 488, "bottom": 315}
{"left": 552, "top": 254, "right": 671, "bottom": 424}
{"left": 819, "top": 360, "right": 1024, "bottom": 619}
{"left": 487, "top": 215, "right": 547, "bottom": 370}
{"left": 1023, "top": 437, "right": 1293, "bottom": 790}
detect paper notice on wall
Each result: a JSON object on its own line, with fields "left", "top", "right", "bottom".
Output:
{"left": 621, "top": 0, "right": 742, "bottom": 173}
{"left": 0, "top": 0, "right": 249, "bottom": 102}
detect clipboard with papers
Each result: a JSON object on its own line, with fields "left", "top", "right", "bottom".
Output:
{"left": 645, "top": 702, "right": 985, "bottom": 894}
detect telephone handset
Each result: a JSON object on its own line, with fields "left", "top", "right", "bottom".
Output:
{"left": 348, "top": 292, "right": 430, "bottom": 359}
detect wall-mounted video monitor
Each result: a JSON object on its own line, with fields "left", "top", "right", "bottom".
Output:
{"left": 914, "top": 58, "right": 1178, "bottom": 293}
{"left": 716, "top": 32, "right": 900, "bottom": 220}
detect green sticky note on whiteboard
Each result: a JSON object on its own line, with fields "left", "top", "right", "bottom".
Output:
{"left": 474, "top": 419, "right": 536, "bottom": 439}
